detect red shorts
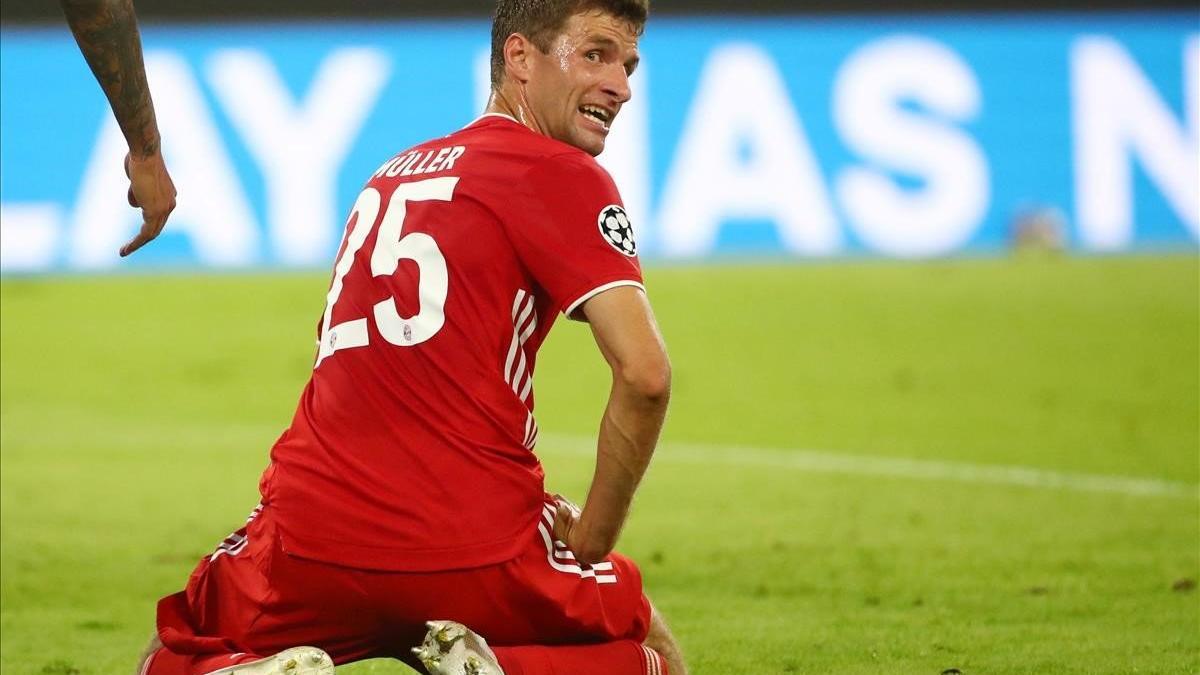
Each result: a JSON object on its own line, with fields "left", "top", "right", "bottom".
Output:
{"left": 157, "top": 498, "right": 651, "bottom": 668}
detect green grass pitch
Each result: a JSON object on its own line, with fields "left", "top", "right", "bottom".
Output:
{"left": 2, "top": 255, "right": 1197, "bottom": 674}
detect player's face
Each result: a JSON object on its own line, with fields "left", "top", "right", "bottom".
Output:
{"left": 524, "top": 11, "right": 640, "bottom": 156}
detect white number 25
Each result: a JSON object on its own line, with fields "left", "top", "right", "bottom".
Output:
{"left": 315, "top": 176, "right": 459, "bottom": 368}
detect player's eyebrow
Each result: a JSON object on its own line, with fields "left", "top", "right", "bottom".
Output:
{"left": 586, "top": 35, "right": 640, "bottom": 74}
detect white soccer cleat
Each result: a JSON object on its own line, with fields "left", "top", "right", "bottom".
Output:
{"left": 412, "top": 620, "right": 505, "bottom": 675}
{"left": 202, "top": 647, "right": 334, "bottom": 675}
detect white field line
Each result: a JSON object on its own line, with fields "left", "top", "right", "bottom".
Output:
{"left": 537, "top": 433, "right": 1200, "bottom": 501}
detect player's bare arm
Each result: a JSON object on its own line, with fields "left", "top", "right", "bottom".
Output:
{"left": 61, "top": 0, "right": 176, "bottom": 256}
{"left": 61, "top": 0, "right": 158, "bottom": 156}
{"left": 557, "top": 286, "right": 671, "bottom": 566}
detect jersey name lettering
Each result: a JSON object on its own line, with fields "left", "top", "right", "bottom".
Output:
{"left": 374, "top": 145, "right": 467, "bottom": 179}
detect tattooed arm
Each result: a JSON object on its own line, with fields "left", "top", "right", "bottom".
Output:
{"left": 61, "top": 0, "right": 176, "bottom": 257}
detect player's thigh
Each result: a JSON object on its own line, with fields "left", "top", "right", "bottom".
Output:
{"left": 448, "top": 499, "right": 654, "bottom": 646}
{"left": 158, "top": 505, "right": 385, "bottom": 663}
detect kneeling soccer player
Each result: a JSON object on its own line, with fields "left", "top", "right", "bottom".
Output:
{"left": 136, "top": 1, "right": 685, "bottom": 674}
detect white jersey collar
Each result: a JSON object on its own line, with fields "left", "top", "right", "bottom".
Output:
{"left": 463, "top": 112, "right": 519, "bottom": 129}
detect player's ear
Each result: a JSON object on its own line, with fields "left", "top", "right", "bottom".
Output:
{"left": 504, "top": 33, "right": 535, "bottom": 84}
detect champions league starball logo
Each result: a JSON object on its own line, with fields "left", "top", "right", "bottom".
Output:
{"left": 598, "top": 205, "right": 637, "bottom": 257}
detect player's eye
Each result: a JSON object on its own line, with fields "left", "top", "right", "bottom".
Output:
{"left": 585, "top": 50, "right": 602, "bottom": 62}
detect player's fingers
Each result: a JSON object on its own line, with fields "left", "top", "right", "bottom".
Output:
{"left": 553, "top": 493, "right": 581, "bottom": 514}
{"left": 120, "top": 234, "right": 148, "bottom": 257}
{"left": 120, "top": 230, "right": 151, "bottom": 257}
{"left": 552, "top": 500, "right": 576, "bottom": 543}
{"left": 119, "top": 215, "right": 167, "bottom": 257}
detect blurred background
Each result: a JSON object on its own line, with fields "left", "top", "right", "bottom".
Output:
{"left": 1, "top": 1, "right": 1196, "bottom": 270}
{"left": 1, "top": 2, "right": 1197, "bottom": 674}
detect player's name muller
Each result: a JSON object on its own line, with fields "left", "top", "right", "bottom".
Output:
{"left": 372, "top": 145, "right": 468, "bottom": 179}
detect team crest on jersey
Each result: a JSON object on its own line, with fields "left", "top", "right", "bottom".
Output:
{"left": 597, "top": 205, "right": 637, "bottom": 257}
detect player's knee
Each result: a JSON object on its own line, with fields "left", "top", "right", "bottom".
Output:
{"left": 644, "top": 641, "right": 686, "bottom": 675}
{"left": 643, "top": 606, "right": 687, "bottom": 675}
{"left": 134, "top": 633, "right": 162, "bottom": 675}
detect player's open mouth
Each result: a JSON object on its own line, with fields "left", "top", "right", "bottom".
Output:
{"left": 579, "top": 105, "right": 612, "bottom": 132}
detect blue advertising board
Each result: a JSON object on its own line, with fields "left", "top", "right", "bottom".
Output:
{"left": 1, "top": 13, "right": 1196, "bottom": 272}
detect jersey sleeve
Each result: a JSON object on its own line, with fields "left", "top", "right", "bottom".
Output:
{"left": 502, "top": 152, "right": 644, "bottom": 320}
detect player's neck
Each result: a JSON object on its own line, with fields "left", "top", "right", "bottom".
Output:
{"left": 485, "top": 88, "right": 544, "bottom": 138}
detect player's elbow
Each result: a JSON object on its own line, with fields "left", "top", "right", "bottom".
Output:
{"left": 618, "top": 354, "right": 672, "bottom": 405}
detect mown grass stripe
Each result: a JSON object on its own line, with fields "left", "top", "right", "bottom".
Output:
{"left": 539, "top": 433, "right": 1199, "bottom": 500}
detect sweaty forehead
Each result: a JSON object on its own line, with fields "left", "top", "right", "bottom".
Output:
{"left": 558, "top": 10, "right": 641, "bottom": 52}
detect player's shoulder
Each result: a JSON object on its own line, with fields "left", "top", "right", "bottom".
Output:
{"left": 453, "top": 114, "right": 611, "bottom": 176}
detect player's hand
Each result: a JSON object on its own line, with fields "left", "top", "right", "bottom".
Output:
{"left": 120, "top": 150, "right": 177, "bottom": 257}
{"left": 551, "top": 494, "right": 585, "bottom": 558}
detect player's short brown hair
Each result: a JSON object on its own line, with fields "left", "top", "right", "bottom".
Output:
{"left": 490, "top": 0, "right": 649, "bottom": 88}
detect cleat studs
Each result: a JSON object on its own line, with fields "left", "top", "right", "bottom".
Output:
{"left": 435, "top": 624, "right": 464, "bottom": 649}
{"left": 412, "top": 645, "right": 441, "bottom": 669}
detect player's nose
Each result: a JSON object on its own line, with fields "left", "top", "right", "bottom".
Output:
{"left": 601, "top": 64, "right": 632, "bottom": 106}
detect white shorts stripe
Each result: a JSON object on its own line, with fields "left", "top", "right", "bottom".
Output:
{"left": 537, "top": 522, "right": 617, "bottom": 584}
{"left": 210, "top": 533, "right": 249, "bottom": 562}
{"left": 245, "top": 503, "right": 263, "bottom": 523}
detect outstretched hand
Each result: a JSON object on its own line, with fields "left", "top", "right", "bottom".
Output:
{"left": 121, "top": 150, "right": 177, "bottom": 257}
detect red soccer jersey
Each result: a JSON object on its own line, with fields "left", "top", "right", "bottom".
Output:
{"left": 259, "top": 115, "right": 644, "bottom": 572}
